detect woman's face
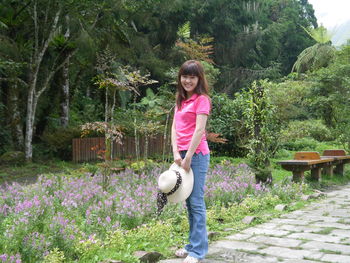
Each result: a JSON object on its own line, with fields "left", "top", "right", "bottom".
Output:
{"left": 180, "top": 75, "right": 199, "bottom": 97}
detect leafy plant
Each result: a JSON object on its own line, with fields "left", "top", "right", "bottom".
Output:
{"left": 242, "top": 80, "right": 280, "bottom": 183}
{"left": 280, "top": 119, "right": 334, "bottom": 143}
{"left": 41, "top": 127, "right": 81, "bottom": 160}
{"left": 292, "top": 26, "right": 335, "bottom": 73}
{"left": 43, "top": 248, "right": 65, "bottom": 263}
{"left": 209, "top": 92, "right": 247, "bottom": 157}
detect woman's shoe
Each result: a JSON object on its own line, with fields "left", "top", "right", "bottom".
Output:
{"left": 183, "top": 255, "right": 201, "bottom": 263}
{"left": 175, "top": 248, "right": 189, "bottom": 258}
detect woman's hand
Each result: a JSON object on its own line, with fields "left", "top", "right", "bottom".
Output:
{"left": 173, "top": 151, "right": 182, "bottom": 166}
{"left": 181, "top": 156, "right": 192, "bottom": 172}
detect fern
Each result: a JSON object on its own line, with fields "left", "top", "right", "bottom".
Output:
{"left": 292, "top": 26, "right": 335, "bottom": 73}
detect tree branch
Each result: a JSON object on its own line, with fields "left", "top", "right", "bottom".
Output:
{"left": 0, "top": 77, "right": 28, "bottom": 87}
{"left": 36, "top": 49, "right": 76, "bottom": 98}
{"left": 13, "top": 0, "right": 32, "bottom": 21}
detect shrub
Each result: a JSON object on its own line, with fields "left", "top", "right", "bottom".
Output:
{"left": 0, "top": 127, "right": 13, "bottom": 156}
{"left": 273, "top": 148, "right": 292, "bottom": 159}
{"left": 269, "top": 181, "right": 310, "bottom": 202}
{"left": 282, "top": 137, "right": 319, "bottom": 151}
{"left": 281, "top": 119, "right": 334, "bottom": 143}
{"left": 40, "top": 127, "right": 81, "bottom": 160}
{"left": 43, "top": 248, "right": 65, "bottom": 263}
{"left": 129, "top": 159, "right": 158, "bottom": 173}
{"left": 209, "top": 156, "right": 241, "bottom": 167}
{"left": 0, "top": 151, "right": 25, "bottom": 165}
{"left": 208, "top": 92, "right": 247, "bottom": 157}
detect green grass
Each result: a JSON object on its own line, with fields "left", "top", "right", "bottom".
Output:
{"left": 0, "top": 160, "right": 83, "bottom": 184}
{"left": 209, "top": 156, "right": 247, "bottom": 167}
{"left": 3, "top": 145, "right": 350, "bottom": 190}
{"left": 272, "top": 142, "right": 350, "bottom": 188}
{"left": 320, "top": 249, "right": 342, "bottom": 255}
{"left": 313, "top": 227, "right": 336, "bottom": 235}
{"left": 271, "top": 165, "right": 291, "bottom": 182}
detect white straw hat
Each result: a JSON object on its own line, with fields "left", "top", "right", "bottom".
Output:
{"left": 157, "top": 163, "right": 194, "bottom": 214}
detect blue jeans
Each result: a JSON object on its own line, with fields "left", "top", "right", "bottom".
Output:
{"left": 180, "top": 151, "right": 210, "bottom": 259}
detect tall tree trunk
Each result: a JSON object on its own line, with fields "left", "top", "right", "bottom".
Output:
{"left": 60, "top": 15, "right": 70, "bottom": 128}
{"left": 144, "top": 134, "right": 148, "bottom": 159}
{"left": 104, "top": 87, "right": 110, "bottom": 161}
{"left": 133, "top": 94, "right": 140, "bottom": 160}
{"left": 162, "top": 110, "right": 172, "bottom": 162}
{"left": 110, "top": 88, "right": 117, "bottom": 160}
{"left": 24, "top": 5, "right": 61, "bottom": 161}
{"left": 60, "top": 59, "right": 69, "bottom": 128}
{"left": 252, "top": 84, "right": 272, "bottom": 183}
{"left": 7, "top": 83, "right": 24, "bottom": 150}
{"left": 25, "top": 86, "right": 35, "bottom": 161}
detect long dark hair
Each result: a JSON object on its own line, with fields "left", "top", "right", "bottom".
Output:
{"left": 176, "top": 60, "right": 209, "bottom": 109}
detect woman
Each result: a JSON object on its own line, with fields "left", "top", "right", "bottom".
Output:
{"left": 172, "top": 60, "right": 211, "bottom": 263}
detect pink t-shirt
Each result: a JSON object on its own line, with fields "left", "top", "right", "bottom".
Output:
{"left": 174, "top": 93, "right": 210, "bottom": 155}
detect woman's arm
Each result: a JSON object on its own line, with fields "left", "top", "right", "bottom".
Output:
{"left": 181, "top": 114, "right": 208, "bottom": 171}
{"left": 171, "top": 115, "right": 182, "bottom": 166}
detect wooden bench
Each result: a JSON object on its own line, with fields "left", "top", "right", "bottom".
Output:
{"left": 321, "top": 149, "right": 350, "bottom": 176}
{"left": 278, "top": 152, "right": 334, "bottom": 182}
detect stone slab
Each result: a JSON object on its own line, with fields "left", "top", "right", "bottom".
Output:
{"left": 211, "top": 240, "right": 261, "bottom": 251}
{"left": 331, "top": 229, "right": 350, "bottom": 237}
{"left": 256, "top": 222, "right": 279, "bottom": 229}
{"left": 287, "top": 232, "right": 342, "bottom": 243}
{"left": 259, "top": 246, "right": 323, "bottom": 260}
{"left": 226, "top": 233, "right": 252, "bottom": 241}
{"left": 296, "top": 215, "right": 340, "bottom": 223}
{"left": 242, "top": 228, "right": 289, "bottom": 237}
{"left": 311, "top": 222, "right": 350, "bottom": 230}
{"left": 247, "top": 235, "right": 302, "bottom": 248}
{"left": 283, "top": 260, "right": 319, "bottom": 263}
{"left": 301, "top": 240, "right": 350, "bottom": 254}
{"left": 236, "top": 254, "right": 279, "bottom": 263}
{"left": 270, "top": 218, "right": 309, "bottom": 226}
{"left": 276, "top": 224, "right": 323, "bottom": 233}
{"left": 322, "top": 254, "right": 350, "bottom": 263}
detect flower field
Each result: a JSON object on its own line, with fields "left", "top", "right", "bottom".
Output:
{"left": 0, "top": 161, "right": 307, "bottom": 262}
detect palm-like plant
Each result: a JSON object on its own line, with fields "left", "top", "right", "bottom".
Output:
{"left": 292, "top": 25, "right": 336, "bottom": 73}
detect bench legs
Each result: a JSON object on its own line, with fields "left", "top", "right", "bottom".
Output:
{"left": 292, "top": 171, "right": 304, "bottom": 182}
{"left": 334, "top": 164, "right": 344, "bottom": 176}
{"left": 322, "top": 165, "right": 333, "bottom": 177}
{"left": 311, "top": 167, "right": 322, "bottom": 181}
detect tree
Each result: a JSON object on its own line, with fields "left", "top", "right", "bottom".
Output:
{"left": 242, "top": 80, "right": 279, "bottom": 183}
{"left": 23, "top": 1, "right": 78, "bottom": 161}
{"left": 94, "top": 70, "right": 138, "bottom": 160}
{"left": 122, "top": 67, "right": 158, "bottom": 160}
{"left": 0, "top": 60, "right": 26, "bottom": 150}
{"left": 189, "top": 0, "right": 317, "bottom": 93}
{"left": 309, "top": 43, "right": 350, "bottom": 128}
{"left": 136, "top": 88, "right": 166, "bottom": 159}
{"left": 0, "top": 0, "right": 326, "bottom": 161}
{"left": 0, "top": 0, "right": 112, "bottom": 160}
{"left": 51, "top": 15, "right": 74, "bottom": 128}
{"left": 292, "top": 26, "right": 336, "bottom": 73}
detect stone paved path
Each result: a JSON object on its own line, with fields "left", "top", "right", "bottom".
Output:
{"left": 160, "top": 184, "right": 350, "bottom": 263}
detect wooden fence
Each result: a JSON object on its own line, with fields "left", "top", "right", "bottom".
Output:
{"left": 72, "top": 135, "right": 170, "bottom": 162}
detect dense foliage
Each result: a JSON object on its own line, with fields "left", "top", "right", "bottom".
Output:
{"left": 0, "top": 0, "right": 319, "bottom": 159}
